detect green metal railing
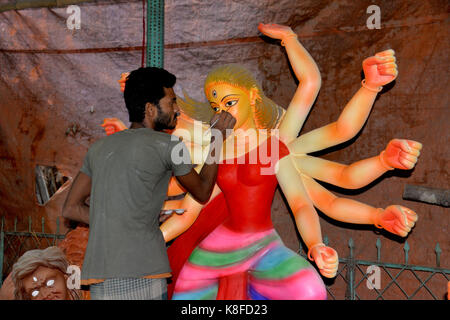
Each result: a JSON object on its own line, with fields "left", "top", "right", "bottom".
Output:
{"left": 146, "top": 0, "right": 164, "bottom": 68}
{"left": 299, "top": 236, "right": 449, "bottom": 300}
{"left": 0, "top": 216, "right": 66, "bottom": 286}
{"left": 2, "top": 216, "right": 447, "bottom": 299}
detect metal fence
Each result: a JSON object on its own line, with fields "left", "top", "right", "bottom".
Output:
{"left": 0, "top": 216, "right": 66, "bottom": 286}
{"left": 1, "top": 217, "right": 448, "bottom": 299}
{"left": 299, "top": 236, "right": 449, "bottom": 300}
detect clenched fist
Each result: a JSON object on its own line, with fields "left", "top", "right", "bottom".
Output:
{"left": 363, "top": 49, "right": 398, "bottom": 89}
{"left": 374, "top": 205, "right": 418, "bottom": 237}
{"left": 380, "top": 139, "right": 422, "bottom": 170}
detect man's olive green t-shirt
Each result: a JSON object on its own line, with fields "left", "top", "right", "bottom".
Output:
{"left": 79, "top": 128, "right": 192, "bottom": 281}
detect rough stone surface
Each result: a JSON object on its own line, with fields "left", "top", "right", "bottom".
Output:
{"left": 0, "top": 0, "right": 448, "bottom": 299}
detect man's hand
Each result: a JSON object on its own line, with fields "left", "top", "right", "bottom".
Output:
{"left": 209, "top": 111, "right": 237, "bottom": 141}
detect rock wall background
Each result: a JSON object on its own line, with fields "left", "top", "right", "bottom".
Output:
{"left": 0, "top": 0, "right": 448, "bottom": 299}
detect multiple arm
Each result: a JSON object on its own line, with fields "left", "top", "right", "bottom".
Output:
{"left": 275, "top": 135, "right": 421, "bottom": 277}
{"left": 294, "top": 138, "right": 421, "bottom": 237}
{"left": 263, "top": 24, "right": 419, "bottom": 277}
{"left": 289, "top": 50, "right": 398, "bottom": 155}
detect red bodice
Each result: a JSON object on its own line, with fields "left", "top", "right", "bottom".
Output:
{"left": 217, "top": 136, "right": 290, "bottom": 232}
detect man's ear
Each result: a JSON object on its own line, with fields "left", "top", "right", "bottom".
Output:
{"left": 145, "top": 102, "right": 158, "bottom": 120}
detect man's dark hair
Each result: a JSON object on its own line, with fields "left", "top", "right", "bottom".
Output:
{"left": 124, "top": 67, "right": 176, "bottom": 123}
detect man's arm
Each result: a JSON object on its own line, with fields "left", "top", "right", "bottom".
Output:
{"left": 175, "top": 147, "right": 221, "bottom": 203}
{"left": 175, "top": 111, "right": 235, "bottom": 203}
{"left": 62, "top": 172, "right": 91, "bottom": 225}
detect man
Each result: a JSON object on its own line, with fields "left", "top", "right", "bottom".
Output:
{"left": 10, "top": 246, "right": 81, "bottom": 300}
{"left": 62, "top": 67, "right": 235, "bottom": 300}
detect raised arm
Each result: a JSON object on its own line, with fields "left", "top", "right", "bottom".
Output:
{"left": 290, "top": 49, "right": 398, "bottom": 155}
{"left": 258, "top": 23, "right": 321, "bottom": 143}
{"left": 174, "top": 111, "right": 235, "bottom": 203}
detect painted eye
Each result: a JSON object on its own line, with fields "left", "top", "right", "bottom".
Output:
{"left": 209, "top": 102, "right": 220, "bottom": 113}
{"left": 46, "top": 279, "right": 55, "bottom": 287}
{"left": 225, "top": 100, "right": 238, "bottom": 108}
{"left": 31, "top": 290, "right": 39, "bottom": 297}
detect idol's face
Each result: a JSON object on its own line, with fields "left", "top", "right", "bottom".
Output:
{"left": 22, "top": 266, "right": 69, "bottom": 300}
{"left": 205, "top": 83, "right": 253, "bottom": 130}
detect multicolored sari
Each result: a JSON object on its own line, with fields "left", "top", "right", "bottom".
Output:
{"left": 172, "top": 224, "right": 326, "bottom": 300}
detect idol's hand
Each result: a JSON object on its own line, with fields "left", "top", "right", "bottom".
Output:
{"left": 257, "top": 23, "right": 296, "bottom": 41}
{"left": 309, "top": 245, "right": 339, "bottom": 278}
{"left": 380, "top": 139, "right": 422, "bottom": 170}
{"left": 362, "top": 49, "right": 398, "bottom": 88}
{"left": 118, "top": 72, "right": 130, "bottom": 92}
{"left": 374, "top": 205, "right": 418, "bottom": 237}
{"left": 100, "top": 118, "right": 128, "bottom": 136}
